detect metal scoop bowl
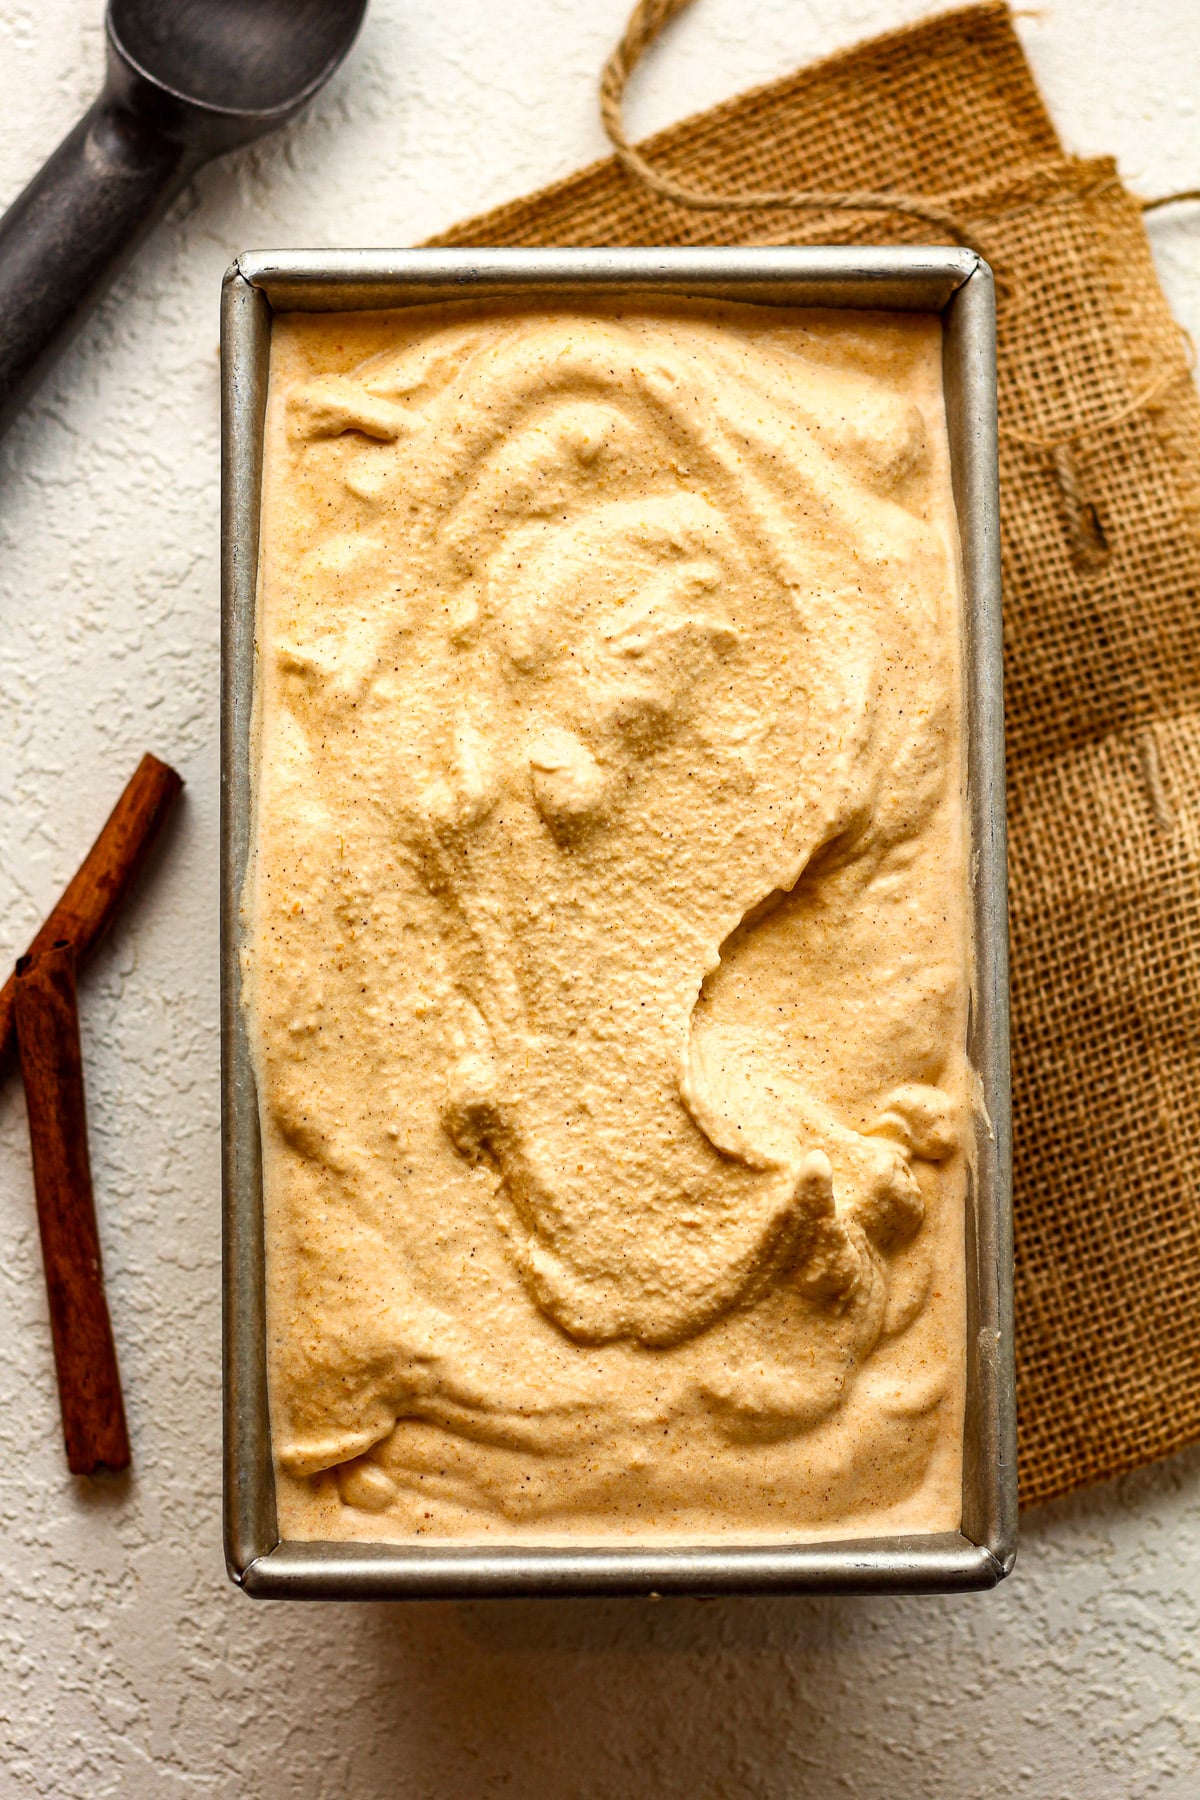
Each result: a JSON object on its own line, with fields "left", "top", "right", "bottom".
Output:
{"left": 0, "top": 0, "right": 368, "bottom": 437}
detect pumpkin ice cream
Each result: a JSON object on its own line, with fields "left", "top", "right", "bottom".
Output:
{"left": 246, "top": 299, "right": 970, "bottom": 1542}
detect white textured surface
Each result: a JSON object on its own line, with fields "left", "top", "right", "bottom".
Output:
{"left": 1, "top": 1, "right": 1198, "bottom": 1792}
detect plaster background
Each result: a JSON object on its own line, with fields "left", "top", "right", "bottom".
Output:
{"left": 1, "top": 1, "right": 1198, "bottom": 1794}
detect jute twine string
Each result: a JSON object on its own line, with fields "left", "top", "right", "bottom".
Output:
{"left": 599, "top": 0, "right": 991, "bottom": 257}
{"left": 1143, "top": 189, "right": 1200, "bottom": 213}
{"left": 600, "top": 0, "right": 1200, "bottom": 250}
{"left": 600, "top": 0, "right": 1199, "bottom": 551}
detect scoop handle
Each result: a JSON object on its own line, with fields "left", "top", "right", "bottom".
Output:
{"left": 0, "top": 91, "right": 193, "bottom": 440}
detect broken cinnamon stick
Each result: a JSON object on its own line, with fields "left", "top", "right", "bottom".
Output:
{"left": 0, "top": 753, "right": 182, "bottom": 1084}
{"left": 14, "top": 942, "right": 130, "bottom": 1474}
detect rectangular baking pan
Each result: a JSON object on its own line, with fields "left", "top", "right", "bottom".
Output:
{"left": 222, "top": 247, "right": 1014, "bottom": 1599}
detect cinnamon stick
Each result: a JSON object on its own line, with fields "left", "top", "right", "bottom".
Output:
{"left": 0, "top": 754, "right": 182, "bottom": 1084}
{"left": 14, "top": 942, "right": 130, "bottom": 1474}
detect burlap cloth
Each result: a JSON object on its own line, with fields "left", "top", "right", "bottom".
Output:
{"left": 429, "top": 0, "right": 1200, "bottom": 1511}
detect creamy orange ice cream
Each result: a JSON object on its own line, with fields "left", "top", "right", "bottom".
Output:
{"left": 246, "top": 300, "right": 970, "bottom": 1542}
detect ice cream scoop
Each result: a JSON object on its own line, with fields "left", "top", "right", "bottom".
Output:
{"left": 0, "top": 0, "right": 368, "bottom": 437}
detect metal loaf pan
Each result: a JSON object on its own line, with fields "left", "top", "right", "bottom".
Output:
{"left": 222, "top": 247, "right": 1014, "bottom": 1600}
